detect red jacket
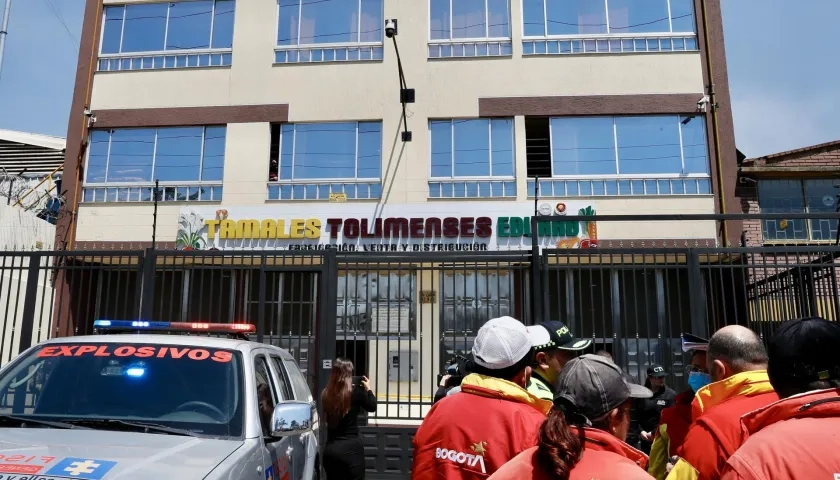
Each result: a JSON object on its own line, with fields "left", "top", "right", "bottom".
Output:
{"left": 488, "top": 427, "right": 652, "bottom": 480}
{"left": 659, "top": 391, "right": 695, "bottom": 455}
{"left": 670, "top": 371, "right": 778, "bottom": 480}
{"left": 411, "top": 373, "right": 552, "bottom": 479}
{"left": 721, "top": 388, "right": 840, "bottom": 480}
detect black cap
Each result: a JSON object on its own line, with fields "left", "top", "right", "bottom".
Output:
{"left": 768, "top": 317, "right": 840, "bottom": 383}
{"left": 647, "top": 364, "right": 667, "bottom": 378}
{"left": 555, "top": 354, "right": 653, "bottom": 425}
{"left": 527, "top": 321, "right": 593, "bottom": 352}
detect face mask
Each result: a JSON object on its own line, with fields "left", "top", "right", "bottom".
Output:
{"left": 688, "top": 371, "right": 712, "bottom": 392}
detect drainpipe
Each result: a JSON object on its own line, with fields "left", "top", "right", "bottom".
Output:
{"left": 700, "top": 0, "right": 728, "bottom": 245}
{"left": 0, "top": 0, "right": 12, "bottom": 78}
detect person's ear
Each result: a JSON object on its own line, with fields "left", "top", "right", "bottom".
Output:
{"left": 712, "top": 359, "right": 728, "bottom": 381}
{"left": 535, "top": 352, "right": 549, "bottom": 369}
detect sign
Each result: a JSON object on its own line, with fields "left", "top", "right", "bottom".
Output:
{"left": 329, "top": 192, "right": 347, "bottom": 203}
{"left": 421, "top": 290, "right": 436, "bottom": 304}
{"left": 175, "top": 202, "right": 597, "bottom": 252}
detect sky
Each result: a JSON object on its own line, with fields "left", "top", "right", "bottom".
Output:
{"left": 0, "top": 0, "right": 837, "bottom": 158}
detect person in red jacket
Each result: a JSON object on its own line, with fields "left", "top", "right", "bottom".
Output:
{"left": 489, "top": 354, "right": 654, "bottom": 480}
{"left": 667, "top": 326, "right": 778, "bottom": 480}
{"left": 721, "top": 316, "right": 840, "bottom": 480}
{"left": 411, "top": 316, "right": 552, "bottom": 479}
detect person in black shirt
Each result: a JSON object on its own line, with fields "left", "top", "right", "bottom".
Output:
{"left": 321, "top": 357, "right": 378, "bottom": 480}
{"left": 638, "top": 363, "right": 676, "bottom": 454}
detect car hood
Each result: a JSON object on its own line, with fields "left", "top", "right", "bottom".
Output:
{"left": 0, "top": 428, "right": 244, "bottom": 479}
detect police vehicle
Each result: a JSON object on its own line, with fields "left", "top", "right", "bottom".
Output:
{"left": 0, "top": 320, "right": 321, "bottom": 480}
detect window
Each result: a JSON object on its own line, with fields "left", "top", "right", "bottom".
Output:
{"left": 267, "top": 122, "right": 382, "bottom": 201}
{"left": 428, "top": 0, "right": 512, "bottom": 58}
{"left": 270, "top": 356, "right": 295, "bottom": 401}
{"left": 526, "top": 115, "right": 710, "bottom": 197}
{"left": 282, "top": 357, "right": 314, "bottom": 402}
{"left": 98, "top": 1, "right": 235, "bottom": 72}
{"left": 428, "top": 118, "right": 516, "bottom": 198}
{"left": 758, "top": 179, "right": 839, "bottom": 242}
{"left": 83, "top": 126, "right": 225, "bottom": 203}
{"left": 254, "top": 355, "right": 278, "bottom": 435}
{"left": 522, "top": 0, "right": 697, "bottom": 55}
{"left": 276, "top": 0, "right": 384, "bottom": 64}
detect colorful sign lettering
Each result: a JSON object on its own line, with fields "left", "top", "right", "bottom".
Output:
{"left": 0, "top": 455, "right": 56, "bottom": 475}
{"left": 37, "top": 345, "right": 233, "bottom": 363}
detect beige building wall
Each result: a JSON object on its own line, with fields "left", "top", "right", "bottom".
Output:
{"left": 80, "top": 0, "right": 712, "bottom": 244}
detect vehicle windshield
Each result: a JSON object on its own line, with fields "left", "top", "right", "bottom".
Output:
{"left": 0, "top": 342, "right": 244, "bottom": 438}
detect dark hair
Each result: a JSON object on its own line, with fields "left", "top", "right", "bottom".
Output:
{"left": 536, "top": 401, "right": 630, "bottom": 479}
{"left": 321, "top": 357, "right": 354, "bottom": 427}
{"left": 594, "top": 350, "right": 612, "bottom": 361}
{"left": 469, "top": 350, "right": 534, "bottom": 382}
{"left": 708, "top": 327, "right": 768, "bottom": 373}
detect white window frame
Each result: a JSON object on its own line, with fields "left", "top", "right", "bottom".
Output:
{"left": 428, "top": 118, "right": 516, "bottom": 182}
{"left": 98, "top": 0, "right": 235, "bottom": 58}
{"left": 520, "top": 0, "right": 696, "bottom": 40}
{"left": 428, "top": 0, "right": 512, "bottom": 44}
{"left": 275, "top": 121, "right": 382, "bottom": 183}
{"left": 83, "top": 126, "right": 224, "bottom": 188}
{"left": 545, "top": 115, "right": 709, "bottom": 182}
{"left": 274, "top": 0, "right": 385, "bottom": 50}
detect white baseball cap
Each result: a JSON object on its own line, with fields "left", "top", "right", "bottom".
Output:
{"left": 472, "top": 316, "right": 532, "bottom": 370}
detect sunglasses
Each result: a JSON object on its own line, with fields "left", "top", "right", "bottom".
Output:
{"left": 686, "top": 365, "right": 708, "bottom": 374}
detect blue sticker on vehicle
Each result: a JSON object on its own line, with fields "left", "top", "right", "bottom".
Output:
{"left": 44, "top": 458, "right": 117, "bottom": 479}
{"left": 265, "top": 465, "right": 274, "bottom": 480}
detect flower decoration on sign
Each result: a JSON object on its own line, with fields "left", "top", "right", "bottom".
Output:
{"left": 176, "top": 211, "right": 206, "bottom": 251}
{"left": 555, "top": 206, "right": 598, "bottom": 249}
{"left": 216, "top": 209, "right": 228, "bottom": 220}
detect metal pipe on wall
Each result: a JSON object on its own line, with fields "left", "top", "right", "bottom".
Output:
{"left": 0, "top": 0, "right": 12, "bottom": 79}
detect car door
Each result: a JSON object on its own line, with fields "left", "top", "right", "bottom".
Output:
{"left": 269, "top": 355, "right": 309, "bottom": 480}
{"left": 282, "top": 356, "right": 319, "bottom": 479}
{"left": 253, "top": 352, "right": 294, "bottom": 480}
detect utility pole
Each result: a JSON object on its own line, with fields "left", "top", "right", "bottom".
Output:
{"left": 0, "top": 0, "right": 11, "bottom": 79}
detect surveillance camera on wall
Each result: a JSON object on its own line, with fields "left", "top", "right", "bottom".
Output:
{"left": 697, "top": 95, "right": 710, "bottom": 112}
{"left": 385, "top": 19, "right": 398, "bottom": 38}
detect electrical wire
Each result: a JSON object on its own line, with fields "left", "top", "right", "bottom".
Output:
{"left": 42, "top": 0, "right": 79, "bottom": 53}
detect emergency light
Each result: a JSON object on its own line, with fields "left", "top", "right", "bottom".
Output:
{"left": 93, "top": 320, "right": 256, "bottom": 334}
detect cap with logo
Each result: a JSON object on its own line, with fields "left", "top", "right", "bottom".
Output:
{"left": 472, "top": 316, "right": 533, "bottom": 370}
{"left": 554, "top": 354, "right": 653, "bottom": 425}
{"left": 768, "top": 316, "right": 840, "bottom": 383}
{"left": 647, "top": 364, "right": 667, "bottom": 378}
{"left": 527, "top": 321, "right": 593, "bottom": 352}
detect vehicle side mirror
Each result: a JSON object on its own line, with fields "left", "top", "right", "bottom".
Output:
{"left": 270, "top": 401, "right": 313, "bottom": 438}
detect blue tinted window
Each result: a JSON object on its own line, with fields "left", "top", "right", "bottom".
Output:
{"left": 615, "top": 116, "right": 680, "bottom": 175}
{"left": 85, "top": 127, "right": 227, "bottom": 184}
{"left": 430, "top": 0, "right": 510, "bottom": 40}
{"left": 524, "top": 0, "right": 697, "bottom": 36}
{"left": 430, "top": 119, "right": 514, "bottom": 178}
{"left": 278, "top": 0, "right": 382, "bottom": 46}
{"left": 758, "top": 180, "right": 807, "bottom": 241}
{"left": 279, "top": 122, "right": 382, "bottom": 180}
{"left": 549, "top": 116, "right": 709, "bottom": 177}
{"left": 551, "top": 117, "right": 616, "bottom": 175}
{"left": 101, "top": 1, "right": 235, "bottom": 55}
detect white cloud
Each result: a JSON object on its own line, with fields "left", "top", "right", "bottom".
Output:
{"left": 731, "top": 87, "right": 840, "bottom": 158}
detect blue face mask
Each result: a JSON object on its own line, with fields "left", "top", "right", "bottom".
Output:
{"left": 688, "top": 371, "right": 712, "bottom": 392}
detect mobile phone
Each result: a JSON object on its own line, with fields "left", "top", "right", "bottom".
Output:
{"left": 352, "top": 376, "right": 364, "bottom": 386}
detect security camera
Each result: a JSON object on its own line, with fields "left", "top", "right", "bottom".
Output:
{"left": 385, "top": 19, "right": 398, "bottom": 38}
{"left": 697, "top": 95, "right": 710, "bottom": 112}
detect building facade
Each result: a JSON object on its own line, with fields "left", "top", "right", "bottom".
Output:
{"left": 56, "top": 0, "right": 739, "bottom": 427}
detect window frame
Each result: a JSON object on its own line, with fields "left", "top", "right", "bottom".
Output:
{"left": 520, "top": 0, "right": 697, "bottom": 39}
{"left": 83, "top": 126, "right": 226, "bottom": 187}
{"left": 428, "top": 118, "right": 516, "bottom": 181}
{"left": 757, "top": 178, "right": 840, "bottom": 243}
{"left": 545, "top": 115, "right": 709, "bottom": 181}
{"left": 98, "top": 0, "right": 236, "bottom": 57}
{"left": 275, "top": 121, "right": 382, "bottom": 183}
{"left": 275, "top": 0, "right": 385, "bottom": 49}
{"left": 428, "top": 0, "right": 512, "bottom": 43}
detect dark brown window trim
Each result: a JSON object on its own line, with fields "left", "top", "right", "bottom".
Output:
{"left": 93, "top": 104, "right": 289, "bottom": 129}
{"left": 478, "top": 94, "right": 705, "bottom": 117}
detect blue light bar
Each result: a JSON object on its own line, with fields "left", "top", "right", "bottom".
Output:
{"left": 94, "top": 320, "right": 171, "bottom": 329}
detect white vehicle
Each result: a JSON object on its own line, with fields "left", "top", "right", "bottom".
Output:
{"left": 0, "top": 320, "right": 321, "bottom": 480}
